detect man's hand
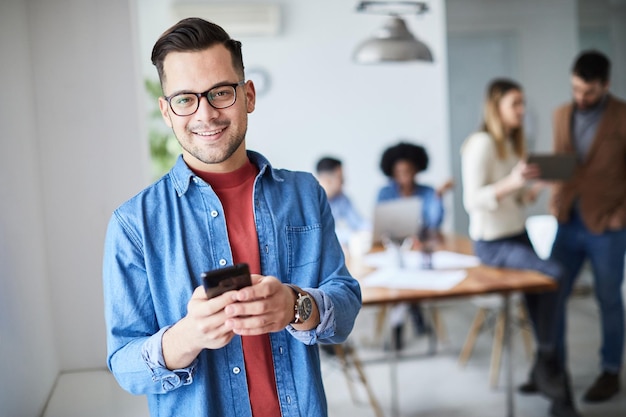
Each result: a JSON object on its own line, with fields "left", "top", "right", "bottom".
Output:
{"left": 162, "top": 286, "right": 239, "bottom": 370}
{"left": 607, "top": 212, "right": 624, "bottom": 230}
{"left": 223, "top": 275, "right": 320, "bottom": 335}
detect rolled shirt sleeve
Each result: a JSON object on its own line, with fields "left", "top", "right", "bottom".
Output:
{"left": 285, "top": 288, "right": 335, "bottom": 344}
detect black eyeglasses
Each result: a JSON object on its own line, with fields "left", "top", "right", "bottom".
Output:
{"left": 164, "top": 80, "right": 245, "bottom": 116}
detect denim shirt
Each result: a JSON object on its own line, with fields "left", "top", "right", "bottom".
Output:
{"left": 103, "top": 151, "right": 362, "bottom": 417}
{"left": 377, "top": 181, "right": 445, "bottom": 229}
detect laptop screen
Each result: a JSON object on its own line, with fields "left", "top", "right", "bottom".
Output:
{"left": 371, "top": 197, "right": 422, "bottom": 245}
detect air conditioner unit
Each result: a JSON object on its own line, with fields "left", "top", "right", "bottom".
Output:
{"left": 171, "top": 2, "right": 281, "bottom": 36}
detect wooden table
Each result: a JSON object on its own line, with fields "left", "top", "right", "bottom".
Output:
{"left": 349, "top": 235, "right": 557, "bottom": 417}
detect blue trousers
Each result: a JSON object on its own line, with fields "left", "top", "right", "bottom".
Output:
{"left": 474, "top": 231, "right": 566, "bottom": 353}
{"left": 550, "top": 211, "right": 626, "bottom": 373}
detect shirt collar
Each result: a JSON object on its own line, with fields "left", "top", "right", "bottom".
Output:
{"left": 168, "top": 150, "right": 283, "bottom": 196}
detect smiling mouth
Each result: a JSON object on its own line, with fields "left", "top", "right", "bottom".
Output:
{"left": 194, "top": 127, "right": 225, "bottom": 137}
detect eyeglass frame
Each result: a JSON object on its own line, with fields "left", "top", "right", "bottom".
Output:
{"left": 163, "top": 80, "right": 246, "bottom": 116}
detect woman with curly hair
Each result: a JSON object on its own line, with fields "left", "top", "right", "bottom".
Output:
{"left": 377, "top": 142, "right": 445, "bottom": 230}
{"left": 377, "top": 142, "right": 445, "bottom": 348}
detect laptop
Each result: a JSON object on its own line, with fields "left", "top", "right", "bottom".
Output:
{"left": 371, "top": 197, "right": 422, "bottom": 245}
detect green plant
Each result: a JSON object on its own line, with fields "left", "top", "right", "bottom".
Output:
{"left": 145, "top": 78, "right": 180, "bottom": 178}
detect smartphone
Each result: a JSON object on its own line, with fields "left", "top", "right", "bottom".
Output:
{"left": 201, "top": 263, "right": 252, "bottom": 299}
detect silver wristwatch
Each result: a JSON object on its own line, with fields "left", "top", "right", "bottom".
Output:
{"left": 286, "top": 284, "right": 313, "bottom": 324}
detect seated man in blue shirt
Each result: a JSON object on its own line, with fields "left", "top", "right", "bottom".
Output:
{"left": 315, "top": 156, "right": 370, "bottom": 247}
{"left": 102, "top": 18, "right": 361, "bottom": 417}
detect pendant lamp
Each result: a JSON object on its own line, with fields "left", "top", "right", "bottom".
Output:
{"left": 353, "top": 1, "right": 434, "bottom": 64}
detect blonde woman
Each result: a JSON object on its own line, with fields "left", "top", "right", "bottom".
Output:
{"left": 461, "top": 79, "right": 579, "bottom": 417}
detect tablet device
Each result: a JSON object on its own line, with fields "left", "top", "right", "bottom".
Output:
{"left": 371, "top": 197, "right": 422, "bottom": 245}
{"left": 527, "top": 153, "right": 577, "bottom": 181}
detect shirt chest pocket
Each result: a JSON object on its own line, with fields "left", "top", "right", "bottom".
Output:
{"left": 285, "top": 224, "right": 322, "bottom": 272}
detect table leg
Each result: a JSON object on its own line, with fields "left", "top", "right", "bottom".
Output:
{"left": 503, "top": 293, "right": 514, "bottom": 417}
{"left": 390, "top": 315, "right": 399, "bottom": 417}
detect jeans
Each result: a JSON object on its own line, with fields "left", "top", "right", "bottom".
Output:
{"left": 550, "top": 210, "right": 626, "bottom": 373}
{"left": 474, "top": 231, "right": 565, "bottom": 353}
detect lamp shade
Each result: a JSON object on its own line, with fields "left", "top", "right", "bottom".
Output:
{"left": 353, "top": 16, "right": 433, "bottom": 63}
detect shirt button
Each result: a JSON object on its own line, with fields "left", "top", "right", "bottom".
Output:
{"left": 279, "top": 347, "right": 284, "bottom": 355}
{"left": 219, "top": 259, "right": 227, "bottom": 266}
{"left": 232, "top": 367, "right": 241, "bottom": 375}
{"left": 210, "top": 210, "right": 218, "bottom": 217}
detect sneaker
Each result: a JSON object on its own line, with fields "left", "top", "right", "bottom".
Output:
{"left": 583, "top": 371, "right": 620, "bottom": 403}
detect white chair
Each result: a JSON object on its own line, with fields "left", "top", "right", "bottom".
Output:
{"left": 525, "top": 214, "right": 558, "bottom": 260}
{"left": 527, "top": 213, "right": 595, "bottom": 295}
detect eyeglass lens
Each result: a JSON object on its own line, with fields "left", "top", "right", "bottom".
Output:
{"left": 169, "top": 84, "right": 237, "bottom": 116}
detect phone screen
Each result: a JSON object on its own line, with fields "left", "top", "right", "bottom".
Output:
{"left": 201, "top": 263, "right": 252, "bottom": 299}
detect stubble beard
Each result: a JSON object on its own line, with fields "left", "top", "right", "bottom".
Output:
{"left": 176, "top": 123, "right": 247, "bottom": 166}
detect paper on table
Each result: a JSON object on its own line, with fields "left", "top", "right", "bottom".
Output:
{"left": 363, "top": 250, "right": 480, "bottom": 270}
{"left": 362, "top": 267, "right": 467, "bottom": 291}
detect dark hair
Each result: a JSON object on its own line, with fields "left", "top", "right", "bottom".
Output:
{"left": 151, "top": 17, "right": 245, "bottom": 87}
{"left": 380, "top": 142, "right": 429, "bottom": 177}
{"left": 572, "top": 50, "right": 611, "bottom": 83}
{"left": 316, "top": 157, "right": 342, "bottom": 174}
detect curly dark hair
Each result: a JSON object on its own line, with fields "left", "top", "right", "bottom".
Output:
{"left": 380, "top": 142, "right": 429, "bottom": 177}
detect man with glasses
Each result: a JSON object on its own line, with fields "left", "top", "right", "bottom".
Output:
{"left": 103, "top": 18, "right": 361, "bottom": 417}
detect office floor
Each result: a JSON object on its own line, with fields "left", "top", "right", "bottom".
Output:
{"left": 43, "top": 292, "right": 626, "bottom": 417}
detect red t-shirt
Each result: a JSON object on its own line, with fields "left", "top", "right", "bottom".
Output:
{"left": 196, "top": 160, "right": 281, "bottom": 417}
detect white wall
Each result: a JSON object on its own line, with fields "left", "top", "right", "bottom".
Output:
{"left": 28, "top": 0, "right": 148, "bottom": 372}
{"left": 0, "top": 0, "right": 147, "bottom": 414}
{"left": 137, "top": 0, "right": 453, "bottom": 229}
{"left": 0, "top": 3, "right": 59, "bottom": 416}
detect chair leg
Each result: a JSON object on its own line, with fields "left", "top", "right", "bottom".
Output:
{"left": 428, "top": 304, "right": 448, "bottom": 344}
{"left": 458, "top": 307, "right": 488, "bottom": 366}
{"left": 345, "top": 344, "right": 385, "bottom": 417}
{"left": 490, "top": 309, "right": 506, "bottom": 389}
{"left": 334, "top": 344, "right": 385, "bottom": 417}
{"left": 373, "top": 305, "right": 388, "bottom": 347}
{"left": 333, "top": 344, "right": 359, "bottom": 404}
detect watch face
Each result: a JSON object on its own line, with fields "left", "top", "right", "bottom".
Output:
{"left": 298, "top": 295, "right": 313, "bottom": 321}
